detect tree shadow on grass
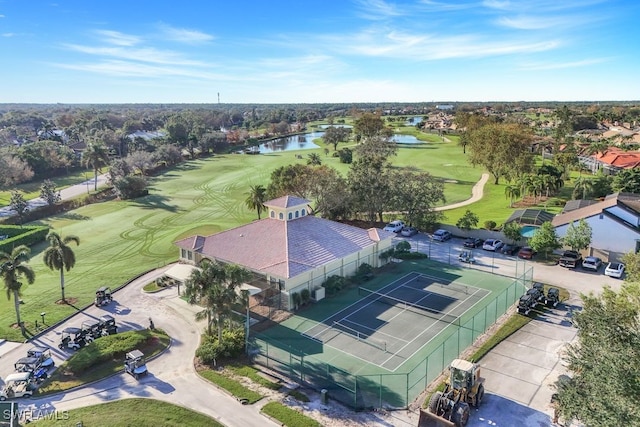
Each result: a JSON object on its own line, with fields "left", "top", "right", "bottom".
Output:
{"left": 130, "top": 194, "right": 181, "bottom": 213}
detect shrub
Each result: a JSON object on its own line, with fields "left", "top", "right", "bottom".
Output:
{"left": 395, "top": 241, "right": 411, "bottom": 253}
{"left": 356, "top": 263, "right": 372, "bottom": 276}
{"left": 322, "top": 275, "right": 345, "bottom": 296}
{"left": 291, "top": 292, "right": 302, "bottom": 310}
{"left": 338, "top": 148, "right": 353, "bottom": 164}
{"left": 300, "top": 288, "right": 311, "bottom": 305}
{"left": 484, "top": 220, "right": 497, "bottom": 230}
{"left": 196, "top": 329, "right": 245, "bottom": 365}
{"left": 394, "top": 252, "right": 428, "bottom": 260}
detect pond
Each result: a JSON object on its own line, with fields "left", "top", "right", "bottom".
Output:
{"left": 254, "top": 129, "right": 423, "bottom": 153}
{"left": 391, "top": 134, "right": 422, "bottom": 144}
{"left": 405, "top": 116, "right": 424, "bottom": 125}
{"left": 258, "top": 131, "right": 324, "bottom": 153}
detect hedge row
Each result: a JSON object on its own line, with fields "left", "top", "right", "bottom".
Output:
{"left": 0, "top": 225, "right": 49, "bottom": 253}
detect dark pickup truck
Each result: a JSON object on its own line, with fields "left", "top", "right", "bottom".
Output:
{"left": 558, "top": 250, "right": 582, "bottom": 268}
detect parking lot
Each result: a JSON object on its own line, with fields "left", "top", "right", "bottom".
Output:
{"left": 397, "top": 232, "right": 620, "bottom": 425}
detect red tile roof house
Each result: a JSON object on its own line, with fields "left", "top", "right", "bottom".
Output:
{"left": 552, "top": 192, "right": 640, "bottom": 262}
{"left": 174, "top": 195, "right": 396, "bottom": 310}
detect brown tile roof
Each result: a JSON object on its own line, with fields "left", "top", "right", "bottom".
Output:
{"left": 174, "top": 216, "right": 395, "bottom": 279}
{"left": 264, "top": 195, "right": 310, "bottom": 208}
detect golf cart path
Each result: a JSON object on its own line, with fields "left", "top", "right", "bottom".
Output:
{"left": 435, "top": 173, "right": 490, "bottom": 212}
{"left": 0, "top": 173, "right": 110, "bottom": 218}
{"left": 7, "top": 266, "right": 278, "bottom": 427}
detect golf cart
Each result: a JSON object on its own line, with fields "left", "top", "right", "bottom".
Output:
{"left": 458, "top": 250, "right": 476, "bottom": 264}
{"left": 0, "top": 372, "right": 34, "bottom": 401}
{"left": 59, "top": 327, "right": 86, "bottom": 351}
{"left": 124, "top": 349, "right": 148, "bottom": 379}
{"left": 26, "top": 347, "right": 55, "bottom": 369}
{"left": 546, "top": 287, "right": 561, "bottom": 307}
{"left": 94, "top": 286, "right": 113, "bottom": 306}
{"left": 81, "top": 318, "right": 104, "bottom": 341}
{"left": 14, "top": 357, "right": 40, "bottom": 373}
{"left": 99, "top": 314, "right": 117, "bottom": 335}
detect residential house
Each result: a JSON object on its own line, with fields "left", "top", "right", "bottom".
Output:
{"left": 552, "top": 192, "right": 640, "bottom": 262}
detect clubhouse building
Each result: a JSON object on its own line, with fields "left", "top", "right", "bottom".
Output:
{"left": 174, "top": 195, "right": 396, "bottom": 310}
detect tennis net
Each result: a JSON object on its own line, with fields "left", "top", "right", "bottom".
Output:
{"left": 332, "top": 321, "right": 387, "bottom": 352}
{"left": 359, "top": 287, "right": 459, "bottom": 326}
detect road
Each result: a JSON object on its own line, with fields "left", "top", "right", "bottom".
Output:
{"left": 0, "top": 174, "right": 109, "bottom": 218}
{"left": 0, "top": 266, "right": 278, "bottom": 426}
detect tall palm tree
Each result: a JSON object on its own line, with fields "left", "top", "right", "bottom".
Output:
{"left": 0, "top": 245, "right": 35, "bottom": 335}
{"left": 244, "top": 185, "right": 267, "bottom": 220}
{"left": 184, "top": 261, "right": 250, "bottom": 341}
{"left": 573, "top": 176, "right": 595, "bottom": 200}
{"left": 82, "top": 142, "right": 110, "bottom": 191}
{"left": 43, "top": 232, "right": 80, "bottom": 303}
{"left": 504, "top": 184, "right": 521, "bottom": 208}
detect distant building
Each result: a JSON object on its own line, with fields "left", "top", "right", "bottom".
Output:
{"left": 436, "top": 104, "right": 454, "bottom": 111}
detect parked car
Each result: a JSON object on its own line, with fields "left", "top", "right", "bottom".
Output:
{"left": 482, "top": 239, "right": 503, "bottom": 251}
{"left": 581, "top": 256, "right": 603, "bottom": 272}
{"left": 383, "top": 220, "right": 405, "bottom": 233}
{"left": 401, "top": 226, "right": 418, "bottom": 237}
{"left": 501, "top": 243, "right": 521, "bottom": 256}
{"left": 432, "top": 229, "right": 452, "bottom": 241}
{"left": 463, "top": 237, "right": 483, "bottom": 248}
{"left": 604, "top": 262, "right": 625, "bottom": 278}
{"left": 558, "top": 250, "right": 582, "bottom": 268}
{"left": 517, "top": 246, "right": 536, "bottom": 259}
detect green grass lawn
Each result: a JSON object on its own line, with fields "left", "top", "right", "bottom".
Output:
{"left": 0, "top": 133, "right": 569, "bottom": 341}
{"left": 28, "top": 398, "right": 225, "bottom": 426}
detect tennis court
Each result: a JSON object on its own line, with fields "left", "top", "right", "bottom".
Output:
{"left": 251, "top": 260, "right": 531, "bottom": 409}
{"left": 301, "top": 271, "right": 490, "bottom": 370}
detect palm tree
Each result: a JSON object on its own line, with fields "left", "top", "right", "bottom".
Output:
{"left": 573, "top": 176, "right": 595, "bottom": 200}
{"left": 504, "top": 184, "right": 521, "bottom": 208}
{"left": 244, "top": 185, "right": 267, "bottom": 220}
{"left": 184, "top": 261, "right": 250, "bottom": 341}
{"left": 43, "top": 232, "right": 80, "bottom": 303}
{"left": 0, "top": 245, "right": 35, "bottom": 335}
{"left": 307, "top": 153, "right": 322, "bottom": 166}
{"left": 82, "top": 142, "right": 110, "bottom": 191}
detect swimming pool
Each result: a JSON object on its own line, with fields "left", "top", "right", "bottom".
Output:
{"left": 520, "top": 225, "right": 539, "bottom": 238}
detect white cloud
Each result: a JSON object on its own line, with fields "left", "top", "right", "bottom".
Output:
{"left": 95, "top": 30, "right": 141, "bottom": 47}
{"left": 158, "top": 24, "right": 214, "bottom": 44}
{"left": 62, "top": 43, "right": 207, "bottom": 66}
{"left": 354, "top": 0, "right": 403, "bottom": 20}
{"left": 2, "top": 33, "right": 14, "bottom": 37}
{"left": 519, "top": 57, "right": 609, "bottom": 70}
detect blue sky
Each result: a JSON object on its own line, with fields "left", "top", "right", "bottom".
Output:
{"left": 0, "top": 0, "right": 637, "bottom": 104}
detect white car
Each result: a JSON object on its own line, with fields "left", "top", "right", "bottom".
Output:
{"left": 604, "top": 262, "right": 625, "bottom": 278}
{"left": 383, "top": 220, "right": 405, "bottom": 233}
{"left": 432, "top": 229, "right": 451, "bottom": 241}
{"left": 581, "top": 256, "right": 603, "bottom": 271}
{"left": 482, "top": 239, "right": 503, "bottom": 251}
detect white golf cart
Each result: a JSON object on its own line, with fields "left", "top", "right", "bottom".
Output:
{"left": 0, "top": 372, "right": 34, "bottom": 400}
{"left": 124, "top": 349, "right": 148, "bottom": 379}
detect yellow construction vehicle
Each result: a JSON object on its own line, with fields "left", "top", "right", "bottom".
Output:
{"left": 419, "top": 359, "right": 485, "bottom": 427}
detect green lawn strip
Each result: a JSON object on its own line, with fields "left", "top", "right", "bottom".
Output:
{"left": 28, "top": 398, "right": 224, "bottom": 427}
{"left": 142, "top": 281, "right": 166, "bottom": 293}
{"left": 469, "top": 313, "right": 532, "bottom": 363}
{"left": 38, "top": 329, "right": 170, "bottom": 394}
{"left": 198, "top": 369, "right": 264, "bottom": 404}
{"left": 225, "top": 363, "right": 282, "bottom": 390}
{"left": 261, "top": 401, "right": 322, "bottom": 427}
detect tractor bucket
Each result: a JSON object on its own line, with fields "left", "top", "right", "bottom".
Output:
{"left": 418, "top": 409, "right": 456, "bottom": 427}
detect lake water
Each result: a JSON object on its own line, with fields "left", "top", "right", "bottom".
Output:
{"left": 257, "top": 129, "right": 422, "bottom": 153}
